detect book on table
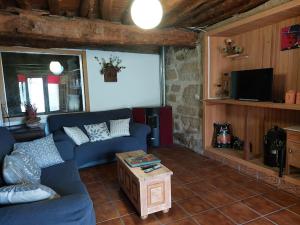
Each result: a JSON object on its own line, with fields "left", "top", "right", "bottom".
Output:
{"left": 125, "top": 154, "right": 161, "bottom": 167}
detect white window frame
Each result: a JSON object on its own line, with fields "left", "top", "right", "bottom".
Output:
{"left": 0, "top": 46, "right": 90, "bottom": 126}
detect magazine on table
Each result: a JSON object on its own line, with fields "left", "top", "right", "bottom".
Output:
{"left": 125, "top": 154, "right": 161, "bottom": 167}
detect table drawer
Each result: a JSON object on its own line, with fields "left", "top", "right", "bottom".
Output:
{"left": 287, "top": 141, "right": 300, "bottom": 168}
{"left": 287, "top": 132, "right": 300, "bottom": 143}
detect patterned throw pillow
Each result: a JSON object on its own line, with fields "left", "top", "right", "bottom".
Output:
{"left": 0, "top": 184, "right": 58, "bottom": 204}
{"left": 3, "top": 151, "right": 41, "bottom": 185}
{"left": 110, "top": 118, "right": 130, "bottom": 138}
{"left": 14, "top": 134, "right": 64, "bottom": 169}
{"left": 84, "top": 123, "right": 111, "bottom": 142}
{"left": 63, "top": 126, "right": 89, "bottom": 145}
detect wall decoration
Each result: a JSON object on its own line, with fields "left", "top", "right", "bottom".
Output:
{"left": 281, "top": 24, "right": 300, "bottom": 51}
{"left": 220, "top": 39, "right": 243, "bottom": 56}
{"left": 94, "top": 55, "right": 126, "bottom": 82}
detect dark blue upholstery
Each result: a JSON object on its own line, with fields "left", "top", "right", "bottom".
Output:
{"left": 48, "top": 108, "right": 151, "bottom": 168}
{"left": 0, "top": 127, "right": 15, "bottom": 187}
{"left": 48, "top": 108, "right": 132, "bottom": 133}
{"left": 0, "top": 127, "right": 96, "bottom": 225}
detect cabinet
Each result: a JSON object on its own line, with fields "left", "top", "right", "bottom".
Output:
{"left": 202, "top": 1, "right": 300, "bottom": 190}
{"left": 8, "top": 124, "right": 46, "bottom": 142}
{"left": 285, "top": 127, "right": 300, "bottom": 175}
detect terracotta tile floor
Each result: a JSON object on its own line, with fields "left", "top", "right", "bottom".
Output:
{"left": 79, "top": 147, "right": 300, "bottom": 225}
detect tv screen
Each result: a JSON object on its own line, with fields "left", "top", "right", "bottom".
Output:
{"left": 231, "top": 68, "right": 273, "bottom": 101}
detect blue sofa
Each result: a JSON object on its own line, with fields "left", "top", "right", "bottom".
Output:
{"left": 0, "top": 127, "right": 96, "bottom": 225}
{"left": 48, "top": 108, "right": 151, "bottom": 168}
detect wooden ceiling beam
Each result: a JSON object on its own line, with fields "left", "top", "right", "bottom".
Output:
{"left": 180, "top": 0, "right": 268, "bottom": 27}
{"left": 174, "top": 0, "right": 226, "bottom": 27}
{"left": 16, "top": 0, "right": 31, "bottom": 10}
{"left": 162, "top": 0, "right": 209, "bottom": 27}
{"left": 0, "top": 0, "right": 7, "bottom": 9}
{"left": 80, "top": 0, "right": 99, "bottom": 18}
{"left": 101, "top": 0, "right": 131, "bottom": 22}
{"left": 199, "top": 0, "right": 268, "bottom": 27}
{"left": 161, "top": 0, "right": 186, "bottom": 16}
{"left": 48, "top": 0, "right": 81, "bottom": 17}
{"left": 0, "top": 10, "right": 197, "bottom": 48}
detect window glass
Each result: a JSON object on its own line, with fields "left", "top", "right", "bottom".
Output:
{"left": 1, "top": 52, "right": 84, "bottom": 117}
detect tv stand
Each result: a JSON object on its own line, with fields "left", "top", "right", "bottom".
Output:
{"left": 203, "top": 1, "right": 300, "bottom": 197}
{"left": 238, "top": 98, "right": 259, "bottom": 102}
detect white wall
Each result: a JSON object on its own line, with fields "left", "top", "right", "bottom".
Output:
{"left": 86, "top": 50, "right": 161, "bottom": 111}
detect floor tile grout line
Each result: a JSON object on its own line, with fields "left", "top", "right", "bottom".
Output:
{"left": 259, "top": 194, "right": 294, "bottom": 209}
{"left": 216, "top": 208, "right": 239, "bottom": 225}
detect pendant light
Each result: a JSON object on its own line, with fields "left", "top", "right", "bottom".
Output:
{"left": 131, "top": 0, "right": 163, "bottom": 30}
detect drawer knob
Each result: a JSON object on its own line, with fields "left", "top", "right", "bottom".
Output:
{"left": 289, "top": 149, "right": 293, "bottom": 153}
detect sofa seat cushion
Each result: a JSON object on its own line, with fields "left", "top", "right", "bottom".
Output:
{"left": 41, "top": 160, "right": 80, "bottom": 184}
{"left": 41, "top": 160, "right": 88, "bottom": 196}
{"left": 0, "top": 194, "right": 95, "bottom": 225}
{"left": 75, "top": 136, "right": 142, "bottom": 167}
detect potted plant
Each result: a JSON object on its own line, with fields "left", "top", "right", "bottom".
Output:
{"left": 94, "top": 55, "right": 126, "bottom": 82}
{"left": 24, "top": 102, "right": 41, "bottom": 128}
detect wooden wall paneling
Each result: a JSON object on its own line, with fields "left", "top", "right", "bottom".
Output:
{"left": 263, "top": 109, "right": 300, "bottom": 135}
{"left": 272, "top": 16, "right": 300, "bottom": 100}
{"left": 209, "top": 36, "right": 231, "bottom": 98}
{"left": 203, "top": 103, "right": 227, "bottom": 148}
{"left": 245, "top": 107, "right": 265, "bottom": 158}
{"left": 230, "top": 26, "right": 272, "bottom": 71}
{"left": 225, "top": 104, "right": 247, "bottom": 141}
{"left": 208, "top": 1, "right": 300, "bottom": 37}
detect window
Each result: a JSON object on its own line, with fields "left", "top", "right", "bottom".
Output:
{"left": 0, "top": 50, "right": 86, "bottom": 117}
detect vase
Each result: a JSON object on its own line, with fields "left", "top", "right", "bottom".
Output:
{"left": 68, "top": 95, "right": 80, "bottom": 111}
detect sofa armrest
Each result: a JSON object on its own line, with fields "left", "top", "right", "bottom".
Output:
{"left": 130, "top": 123, "right": 151, "bottom": 139}
{"left": 0, "top": 194, "right": 95, "bottom": 225}
{"left": 53, "top": 130, "right": 76, "bottom": 161}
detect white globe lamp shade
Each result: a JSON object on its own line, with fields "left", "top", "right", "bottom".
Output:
{"left": 49, "top": 61, "right": 64, "bottom": 75}
{"left": 131, "top": 0, "right": 163, "bottom": 29}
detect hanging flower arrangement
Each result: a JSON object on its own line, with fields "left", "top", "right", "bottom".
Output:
{"left": 94, "top": 55, "right": 126, "bottom": 82}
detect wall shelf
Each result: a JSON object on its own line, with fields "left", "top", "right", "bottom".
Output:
{"left": 225, "top": 54, "right": 249, "bottom": 59}
{"left": 205, "top": 99, "right": 300, "bottom": 111}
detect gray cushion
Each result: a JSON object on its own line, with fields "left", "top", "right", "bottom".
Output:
{"left": 0, "top": 184, "right": 58, "bottom": 204}
{"left": 14, "top": 134, "right": 64, "bottom": 169}
{"left": 84, "top": 122, "right": 111, "bottom": 142}
{"left": 110, "top": 118, "right": 130, "bottom": 138}
{"left": 63, "top": 127, "right": 89, "bottom": 146}
{"left": 3, "top": 151, "right": 41, "bottom": 185}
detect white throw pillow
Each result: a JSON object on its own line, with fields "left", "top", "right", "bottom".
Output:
{"left": 0, "top": 184, "right": 58, "bottom": 204}
{"left": 14, "top": 134, "right": 64, "bottom": 169}
{"left": 63, "top": 126, "right": 89, "bottom": 145}
{"left": 84, "top": 122, "right": 111, "bottom": 142}
{"left": 3, "top": 151, "right": 41, "bottom": 185}
{"left": 110, "top": 118, "right": 130, "bottom": 138}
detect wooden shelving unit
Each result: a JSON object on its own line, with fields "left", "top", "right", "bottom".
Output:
{"left": 203, "top": 1, "right": 300, "bottom": 194}
{"left": 205, "top": 99, "right": 300, "bottom": 111}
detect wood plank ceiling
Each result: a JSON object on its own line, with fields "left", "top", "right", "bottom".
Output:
{"left": 0, "top": 0, "right": 269, "bottom": 51}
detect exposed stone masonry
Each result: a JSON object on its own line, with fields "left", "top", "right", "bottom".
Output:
{"left": 165, "top": 44, "right": 203, "bottom": 153}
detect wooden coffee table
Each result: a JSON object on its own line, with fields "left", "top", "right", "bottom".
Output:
{"left": 116, "top": 150, "right": 173, "bottom": 219}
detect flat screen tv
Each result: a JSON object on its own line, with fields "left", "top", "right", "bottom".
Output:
{"left": 230, "top": 68, "right": 273, "bottom": 101}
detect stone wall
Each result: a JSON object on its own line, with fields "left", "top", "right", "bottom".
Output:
{"left": 165, "top": 44, "right": 203, "bottom": 153}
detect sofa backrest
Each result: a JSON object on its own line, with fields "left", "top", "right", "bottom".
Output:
{"left": 48, "top": 108, "right": 132, "bottom": 133}
{"left": 0, "top": 127, "right": 15, "bottom": 186}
